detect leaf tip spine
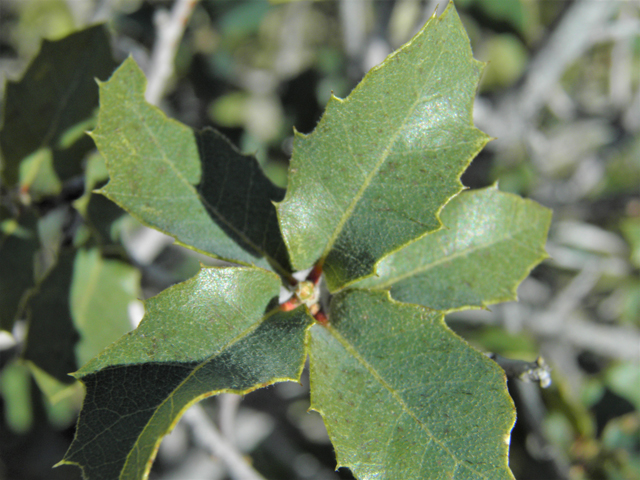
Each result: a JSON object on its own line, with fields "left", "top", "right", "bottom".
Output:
{"left": 291, "top": 126, "right": 307, "bottom": 140}
{"left": 53, "top": 458, "right": 78, "bottom": 470}
{"left": 328, "top": 92, "right": 345, "bottom": 104}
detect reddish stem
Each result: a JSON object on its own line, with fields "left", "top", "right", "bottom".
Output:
{"left": 280, "top": 298, "right": 299, "bottom": 312}
{"left": 308, "top": 264, "right": 323, "bottom": 285}
{"left": 314, "top": 311, "right": 328, "bottom": 325}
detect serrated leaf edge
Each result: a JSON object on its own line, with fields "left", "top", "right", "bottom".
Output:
{"left": 60, "top": 301, "right": 313, "bottom": 479}
{"left": 93, "top": 59, "right": 290, "bottom": 277}
{"left": 308, "top": 290, "right": 514, "bottom": 479}
{"left": 369, "top": 185, "right": 553, "bottom": 312}
{"left": 276, "top": 2, "right": 491, "bottom": 291}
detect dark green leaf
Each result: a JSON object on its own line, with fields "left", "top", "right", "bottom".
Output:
{"left": 195, "top": 128, "right": 291, "bottom": 272}
{"left": 277, "top": 3, "right": 488, "bottom": 291}
{"left": 22, "top": 247, "right": 139, "bottom": 385}
{"left": 23, "top": 250, "right": 79, "bottom": 384}
{"left": 310, "top": 289, "right": 514, "bottom": 480}
{"left": 355, "top": 186, "right": 551, "bottom": 311}
{"left": 0, "top": 212, "right": 39, "bottom": 331}
{"left": 61, "top": 266, "right": 313, "bottom": 480}
{"left": 94, "top": 58, "right": 290, "bottom": 276}
{"left": 53, "top": 125, "right": 97, "bottom": 182}
{"left": 0, "top": 25, "right": 116, "bottom": 185}
{"left": 73, "top": 152, "right": 126, "bottom": 247}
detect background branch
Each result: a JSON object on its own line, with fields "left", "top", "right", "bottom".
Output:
{"left": 145, "top": 0, "right": 199, "bottom": 106}
{"left": 182, "top": 404, "right": 267, "bottom": 480}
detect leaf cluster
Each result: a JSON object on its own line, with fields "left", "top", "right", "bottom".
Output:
{"left": 0, "top": 24, "right": 137, "bottom": 442}
{"left": 0, "top": 4, "right": 553, "bottom": 480}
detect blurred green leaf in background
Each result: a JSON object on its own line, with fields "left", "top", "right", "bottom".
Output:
{"left": 0, "top": 0, "right": 639, "bottom": 479}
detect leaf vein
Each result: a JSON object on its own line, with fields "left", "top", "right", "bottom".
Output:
{"left": 126, "top": 105, "right": 287, "bottom": 274}
{"left": 373, "top": 228, "right": 542, "bottom": 290}
{"left": 319, "top": 48, "right": 447, "bottom": 265}
{"left": 324, "top": 323, "right": 490, "bottom": 478}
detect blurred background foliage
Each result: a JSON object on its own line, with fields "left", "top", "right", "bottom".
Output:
{"left": 0, "top": 1, "right": 638, "bottom": 479}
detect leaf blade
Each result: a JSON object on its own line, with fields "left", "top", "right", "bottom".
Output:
{"left": 0, "top": 25, "right": 116, "bottom": 185}
{"left": 23, "top": 250, "right": 78, "bottom": 384}
{"left": 277, "top": 3, "right": 488, "bottom": 290}
{"left": 194, "top": 128, "right": 291, "bottom": 273}
{"left": 95, "top": 58, "right": 290, "bottom": 275}
{"left": 355, "top": 186, "right": 552, "bottom": 311}
{"left": 0, "top": 213, "right": 39, "bottom": 331}
{"left": 70, "top": 248, "right": 140, "bottom": 366}
{"left": 310, "top": 289, "right": 515, "bottom": 480}
{"left": 62, "top": 266, "right": 313, "bottom": 480}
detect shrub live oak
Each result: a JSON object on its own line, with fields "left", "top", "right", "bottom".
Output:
{"left": 13, "top": 3, "right": 550, "bottom": 479}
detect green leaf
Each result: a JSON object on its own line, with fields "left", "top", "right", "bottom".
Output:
{"left": 62, "top": 266, "right": 313, "bottom": 480}
{"left": 195, "top": 128, "right": 291, "bottom": 272}
{"left": 22, "top": 247, "right": 137, "bottom": 384}
{"left": 74, "top": 153, "right": 126, "bottom": 246}
{"left": 0, "top": 213, "right": 39, "bottom": 331}
{"left": 309, "top": 289, "right": 514, "bottom": 480}
{"left": 277, "top": 3, "right": 488, "bottom": 291}
{"left": 18, "top": 148, "right": 63, "bottom": 200}
{"left": 606, "top": 362, "right": 640, "bottom": 411}
{"left": 355, "top": 186, "right": 551, "bottom": 311}
{"left": 70, "top": 248, "right": 140, "bottom": 366}
{"left": 72, "top": 152, "right": 108, "bottom": 217}
{"left": 34, "top": 205, "right": 69, "bottom": 277}
{"left": 28, "top": 361, "right": 84, "bottom": 428}
{"left": 474, "top": 0, "right": 529, "bottom": 35}
{"left": 23, "top": 250, "right": 78, "bottom": 384}
{"left": 621, "top": 217, "right": 640, "bottom": 268}
{"left": 0, "top": 24, "right": 116, "bottom": 185}
{"left": 94, "top": 58, "right": 291, "bottom": 276}
{"left": 0, "top": 360, "right": 34, "bottom": 433}
{"left": 52, "top": 120, "right": 98, "bottom": 182}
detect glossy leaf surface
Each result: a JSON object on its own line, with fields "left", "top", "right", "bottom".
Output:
{"left": 309, "top": 289, "right": 514, "bottom": 480}
{"left": 62, "top": 266, "right": 312, "bottom": 480}
{"left": 277, "top": 3, "right": 488, "bottom": 291}
{"left": 0, "top": 25, "right": 115, "bottom": 185}
{"left": 95, "top": 58, "right": 289, "bottom": 275}
{"left": 355, "top": 186, "right": 551, "bottom": 311}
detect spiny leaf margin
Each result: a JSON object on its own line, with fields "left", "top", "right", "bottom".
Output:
{"left": 61, "top": 266, "right": 314, "bottom": 480}
{"left": 355, "top": 185, "right": 552, "bottom": 311}
{"left": 93, "top": 58, "right": 289, "bottom": 276}
{"left": 277, "top": 1, "right": 489, "bottom": 292}
{"left": 309, "top": 289, "right": 515, "bottom": 480}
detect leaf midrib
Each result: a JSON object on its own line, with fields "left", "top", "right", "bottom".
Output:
{"left": 324, "top": 322, "right": 491, "bottom": 479}
{"left": 121, "top": 305, "right": 284, "bottom": 478}
{"left": 372, "top": 226, "right": 541, "bottom": 290}
{"left": 318, "top": 41, "right": 446, "bottom": 266}
{"left": 122, "top": 100, "right": 288, "bottom": 277}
